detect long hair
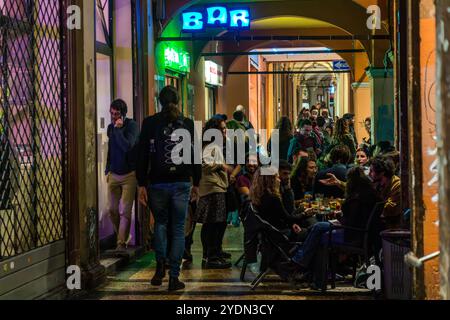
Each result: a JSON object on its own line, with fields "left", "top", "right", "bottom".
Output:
{"left": 291, "top": 156, "right": 315, "bottom": 188}
{"left": 345, "top": 166, "right": 375, "bottom": 199}
{"left": 276, "top": 116, "right": 293, "bottom": 141}
{"left": 203, "top": 117, "right": 225, "bottom": 147}
{"left": 159, "top": 86, "right": 180, "bottom": 122}
{"left": 332, "top": 118, "right": 348, "bottom": 143}
{"left": 250, "top": 168, "right": 281, "bottom": 207}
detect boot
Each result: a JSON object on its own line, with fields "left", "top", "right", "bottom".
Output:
{"left": 168, "top": 277, "right": 185, "bottom": 291}
{"left": 151, "top": 260, "right": 166, "bottom": 286}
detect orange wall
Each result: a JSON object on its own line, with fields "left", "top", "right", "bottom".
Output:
{"left": 419, "top": 0, "right": 440, "bottom": 299}
{"left": 224, "top": 56, "right": 250, "bottom": 119}
{"left": 352, "top": 83, "right": 371, "bottom": 144}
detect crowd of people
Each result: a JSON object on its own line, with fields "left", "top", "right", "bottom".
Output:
{"left": 104, "top": 86, "right": 404, "bottom": 292}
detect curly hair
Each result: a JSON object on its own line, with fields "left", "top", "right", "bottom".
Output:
{"left": 332, "top": 118, "right": 349, "bottom": 142}
{"left": 250, "top": 168, "right": 281, "bottom": 207}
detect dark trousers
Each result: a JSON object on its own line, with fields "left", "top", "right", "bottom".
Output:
{"left": 201, "top": 222, "right": 227, "bottom": 259}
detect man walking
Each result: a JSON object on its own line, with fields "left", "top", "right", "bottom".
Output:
{"left": 106, "top": 99, "right": 139, "bottom": 251}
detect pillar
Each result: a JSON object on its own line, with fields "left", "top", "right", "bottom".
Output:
{"left": 67, "top": 0, "right": 106, "bottom": 293}
{"left": 366, "top": 68, "right": 395, "bottom": 144}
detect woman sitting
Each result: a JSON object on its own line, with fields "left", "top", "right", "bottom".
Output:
{"left": 291, "top": 156, "right": 318, "bottom": 201}
{"left": 249, "top": 167, "right": 305, "bottom": 240}
{"left": 291, "top": 167, "right": 378, "bottom": 274}
{"left": 355, "top": 146, "right": 370, "bottom": 175}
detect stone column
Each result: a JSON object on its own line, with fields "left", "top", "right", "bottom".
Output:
{"left": 366, "top": 68, "right": 395, "bottom": 144}
{"left": 67, "top": 0, "right": 105, "bottom": 293}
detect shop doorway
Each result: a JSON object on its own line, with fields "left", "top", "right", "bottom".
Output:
{"left": 95, "top": 0, "right": 139, "bottom": 252}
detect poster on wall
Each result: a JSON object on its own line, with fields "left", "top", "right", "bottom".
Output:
{"left": 204, "top": 61, "right": 223, "bottom": 87}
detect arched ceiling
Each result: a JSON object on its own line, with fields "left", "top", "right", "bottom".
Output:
{"left": 158, "top": 0, "right": 390, "bottom": 75}
{"left": 251, "top": 16, "right": 336, "bottom": 29}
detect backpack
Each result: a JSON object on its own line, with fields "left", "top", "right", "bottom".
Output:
{"left": 149, "top": 116, "right": 191, "bottom": 178}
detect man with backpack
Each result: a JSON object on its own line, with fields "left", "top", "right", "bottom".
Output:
{"left": 137, "top": 86, "right": 201, "bottom": 291}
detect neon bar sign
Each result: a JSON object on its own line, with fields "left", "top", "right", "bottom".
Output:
{"left": 182, "top": 6, "right": 251, "bottom": 32}
{"left": 164, "top": 47, "right": 190, "bottom": 73}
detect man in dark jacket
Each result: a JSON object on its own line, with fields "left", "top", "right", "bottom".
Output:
{"left": 313, "top": 145, "right": 351, "bottom": 198}
{"left": 106, "top": 99, "right": 139, "bottom": 251}
{"left": 287, "top": 119, "right": 321, "bottom": 162}
{"left": 136, "top": 86, "right": 201, "bottom": 292}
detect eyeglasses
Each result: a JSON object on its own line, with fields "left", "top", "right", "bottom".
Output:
{"left": 110, "top": 111, "right": 121, "bottom": 117}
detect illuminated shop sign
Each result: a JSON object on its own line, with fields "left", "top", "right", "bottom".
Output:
{"left": 164, "top": 47, "right": 190, "bottom": 73}
{"left": 205, "top": 61, "right": 223, "bottom": 86}
{"left": 182, "top": 6, "right": 251, "bottom": 32}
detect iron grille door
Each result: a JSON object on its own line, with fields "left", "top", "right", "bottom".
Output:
{"left": 0, "top": 0, "right": 66, "bottom": 260}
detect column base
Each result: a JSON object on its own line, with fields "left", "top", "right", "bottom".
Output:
{"left": 82, "top": 262, "right": 106, "bottom": 290}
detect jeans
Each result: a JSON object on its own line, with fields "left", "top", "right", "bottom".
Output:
{"left": 149, "top": 182, "right": 192, "bottom": 278}
{"left": 292, "top": 222, "right": 332, "bottom": 268}
{"left": 292, "top": 222, "right": 346, "bottom": 268}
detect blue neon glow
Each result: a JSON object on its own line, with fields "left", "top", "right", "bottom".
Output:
{"left": 206, "top": 6, "right": 228, "bottom": 26}
{"left": 182, "top": 7, "right": 251, "bottom": 32}
{"left": 182, "top": 12, "right": 203, "bottom": 31}
{"left": 229, "top": 9, "right": 250, "bottom": 28}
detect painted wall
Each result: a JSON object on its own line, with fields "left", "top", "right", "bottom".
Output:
{"left": 225, "top": 56, "right": 250, "bottom": 120}
{"left": 352, "top": 83, "right": 371, "bottom": 144}
{"left": 419, "top": 0, "right": 440, "bottom": 300}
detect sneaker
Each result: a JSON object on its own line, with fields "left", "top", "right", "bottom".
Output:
{"left": 205, "top": 257, "right": 232, "bottom": 269}
{"left": 115, "top": 243, "right": 126, "bottom": 251}
{"left": 168, "top": 277, "right": 185, "bottom": 291}
{"left": 219, "top": 251, "right": 232, "bottom": 259}
{"left": 183, "top": 251, "right": 193, "bottom": 263}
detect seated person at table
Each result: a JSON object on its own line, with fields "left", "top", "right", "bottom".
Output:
{"left": 354, "top": 146, "right": 371, "bottom": 176}
{"left": 235, "top": 155, "right": 259, "bottom": 201}
{"left": 279, "top": 160, "right": 318, "bottom": 241}
{"left": 290, "top": 167, "right": 378, "bottom": 271}
{"left": 291, "top": 156, "right": 318, "bottom": 201}
{"left": 320, "top": 156, "right": 401, "bottom": 230}
{"left": 313, "top": 145, "right": 351, "bottom": 199}
{"left": 250, "top": 167, "right": 305, "bottom": 240}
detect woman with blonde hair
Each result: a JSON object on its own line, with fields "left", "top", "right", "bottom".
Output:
{"left": 250, "top": 168, "right": 302, "bottom": 235}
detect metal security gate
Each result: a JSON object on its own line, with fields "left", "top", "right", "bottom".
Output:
{"left": 0, "top": 0, "right": 67, "bottom": 299}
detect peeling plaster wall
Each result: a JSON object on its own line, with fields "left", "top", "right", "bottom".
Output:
{"left": 419, "top": 0, "right": 441, "bottom": 300}
{"left": 436, "top": 0, "right": 450, "bottom": 300}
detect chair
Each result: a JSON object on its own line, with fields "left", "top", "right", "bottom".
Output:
{"left": 239, "top": 202, "right": 299, "bottom": 290}
{"left": 323, "top": 201, "right": 386, "bottom": 291}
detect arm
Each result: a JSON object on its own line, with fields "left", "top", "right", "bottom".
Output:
{"left": 229, "top": 164, "right": 242, "bottom": 183}
{"left": 112, "top": 120, "right": 139, "bottom": 153}
{"left": 105, "top": 125, "right": 112, "bottom": 175}
{"left": 382, "top": 179, "right": 401, "bottom": 218}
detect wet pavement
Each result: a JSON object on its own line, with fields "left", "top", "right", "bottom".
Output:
{"left": 86, "top": 225, "right": 372, "bottom": 300}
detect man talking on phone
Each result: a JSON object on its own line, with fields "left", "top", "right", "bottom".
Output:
{"left": 106, "top": 99, "right": 140, "bottom": 251}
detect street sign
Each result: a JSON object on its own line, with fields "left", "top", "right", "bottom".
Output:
{"left": 333, "top": 60, "right": 351, "bottom": 71}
